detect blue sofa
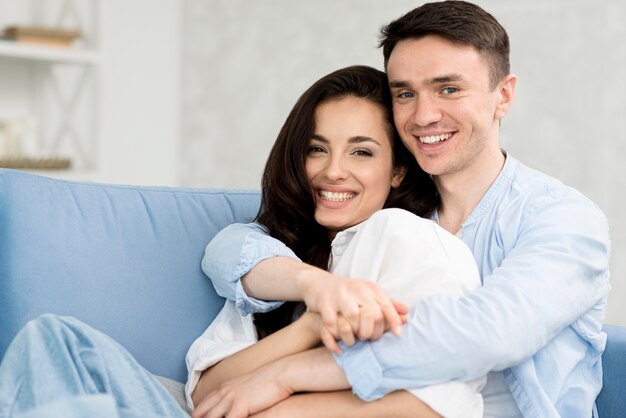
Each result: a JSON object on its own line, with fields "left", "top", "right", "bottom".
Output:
{"left": 0, "top": 168, "right": 624, "bottom": 417}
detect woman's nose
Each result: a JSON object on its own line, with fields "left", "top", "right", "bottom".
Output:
{"left": 323, "top": 155, "right": 349, "bottom": 181}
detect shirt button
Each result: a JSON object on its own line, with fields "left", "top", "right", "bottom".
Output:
{"left": 333, "top": 247, "right": 344, "bottom": 256}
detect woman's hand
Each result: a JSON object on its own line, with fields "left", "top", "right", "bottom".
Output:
{"left": 301, "top": 275, "right": 409, "bottom": 352}
{"left": 192, "top": 347, "right": 351, "bottom": 418}
{"left": 191, "top": 361, "right": 292, "bottom": 418}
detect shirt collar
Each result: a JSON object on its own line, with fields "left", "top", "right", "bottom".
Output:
{"left": 432, "top": 149, "right": 516, "bottom": 229}
{"left": 463, "top": 149, "right": 516, "bottom": 227}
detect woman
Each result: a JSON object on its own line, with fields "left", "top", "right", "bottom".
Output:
{"left": 188, "top": 66, "right": 484, "bottom": 418}
{"left": 0, "top": 66, "right": 481, "bottom": 418}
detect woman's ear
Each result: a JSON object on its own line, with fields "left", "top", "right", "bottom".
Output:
{"left": 391, "top": 165, "right": 407, "bottom": 188}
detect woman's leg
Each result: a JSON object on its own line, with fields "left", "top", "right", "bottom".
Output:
{"left": 0, "top": 314, "right": 188, "bottom": 418}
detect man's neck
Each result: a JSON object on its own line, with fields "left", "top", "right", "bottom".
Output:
{"left": 434, "top": 148, "right": 506, "bottom": 234}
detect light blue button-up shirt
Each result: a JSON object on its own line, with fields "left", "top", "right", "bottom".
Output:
{"left": 202, "top": 154, "right": 611, "bottom": 418}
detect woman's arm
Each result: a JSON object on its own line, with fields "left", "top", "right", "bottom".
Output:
{"left": 203, "top": 223, "right": 405, "bottom": 343}
{"left": 252, "top": 390, "right": 442, "bottom": 418}
{"left": 192, "top": 311, "right": 322, "bottom": 406}
{"left": 192, "top": 347, "right": 442, "bottom": 418}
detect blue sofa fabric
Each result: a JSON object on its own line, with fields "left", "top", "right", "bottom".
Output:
{"left": 0, "top": 169, "right": 260, "bottom": 383}
{"left": 0, "top": 168, "right": 624, "bottom": 417}
{"left": 597, "top": 324, "right": 626, "bottom": 418}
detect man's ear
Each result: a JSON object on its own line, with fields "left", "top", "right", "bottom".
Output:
{"left": 391, "top": 165, "right": 407, "bottom": 188}
{"left": 495, "top": 74, "right": 517, "bottom": 120}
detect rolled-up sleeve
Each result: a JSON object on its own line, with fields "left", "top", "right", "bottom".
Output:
{"left": 333, "top": 340, "right": 385, "bottom": 400}
{"left": 202, "top": 222, "right": 301, "bottom": 315}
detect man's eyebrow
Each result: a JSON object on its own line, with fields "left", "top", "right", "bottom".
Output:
{"left": 389, "top": 80, "right": 411, "bottom": 89}
{"left": 427, "top": 73, "right": 464, "bottom": 85}
{"left": 389, "top": 74, "right": 464, "bottom": 89}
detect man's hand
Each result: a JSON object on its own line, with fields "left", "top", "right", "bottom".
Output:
{"left": 302, "top": 275, "right": 409, "bottom": 352}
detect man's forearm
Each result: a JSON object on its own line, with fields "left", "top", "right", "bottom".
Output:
{"left": 275, "top": 346, "right": 350, "bottom": 393}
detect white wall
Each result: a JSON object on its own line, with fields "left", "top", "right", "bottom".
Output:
{"left": 98, "top": 0, "right": 180, "bottom": 185}
{"left": 2, "top": 0, "right": 623, "bottom": 326}
{"left": 180, "top": 0, "right": 625, "bottom": 326}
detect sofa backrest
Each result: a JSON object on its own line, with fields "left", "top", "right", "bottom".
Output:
{"left": 2, "top": 169, "right": 626, "bottom": 414}
{"left": 0, "top": 169, "right": 260, "bottom": 382}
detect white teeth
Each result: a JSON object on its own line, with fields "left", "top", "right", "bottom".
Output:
{"left": 319, "top": 190, "right": 355, "bottom": 201}
{"left": 419, "top": 133, "right": 452, "bottom": 144}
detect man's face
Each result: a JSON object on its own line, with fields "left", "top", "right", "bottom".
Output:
{"left": 387, "top": 35, "right": 513, "bottom": 179}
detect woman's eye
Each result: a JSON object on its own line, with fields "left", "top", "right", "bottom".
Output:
{"left": 307, "top": 146, "right": 325, "bottom": 154}
{"left": 353, "top": 149, "right": 373, "bottom": 157}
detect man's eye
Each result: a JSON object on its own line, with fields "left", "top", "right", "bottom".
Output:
{"left": 441, "top": 86, "right": 459, "bottom": 95}
{"left": 397, "top": 91, "right": 414, "bottom": 99}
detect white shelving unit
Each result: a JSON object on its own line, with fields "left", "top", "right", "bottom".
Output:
{"left": 0, "top": 0, "right": 99, "bottom": 175}
{"left": 2, "top": 0, "right": 181, "bottom": 186}
{"left": 0, "top": 39, "right": 99, "bottom": 64}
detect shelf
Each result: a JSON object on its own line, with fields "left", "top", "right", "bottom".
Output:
{"left": 0, "top": 156, "right": 72, "bottom": 170}
{"left": 0, "top": 39, "right": 98, "bottom": 65}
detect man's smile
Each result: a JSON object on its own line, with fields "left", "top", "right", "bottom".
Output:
{"left": 418, "top": 132, "right": 453, "bottom": 144}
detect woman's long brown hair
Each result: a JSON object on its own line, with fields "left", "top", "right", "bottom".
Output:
{"left": 253, "top": 65, "right": 438, "bottom": 339}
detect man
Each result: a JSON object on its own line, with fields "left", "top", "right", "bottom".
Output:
{"left": 195, "top": 2, "right": 610, "bottom": 417}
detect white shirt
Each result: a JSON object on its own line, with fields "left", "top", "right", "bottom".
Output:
{"left": 187, "top": 208, "right": 485, "bottom": 417}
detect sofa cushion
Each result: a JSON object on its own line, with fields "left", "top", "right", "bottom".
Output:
{"left": 0, "top": 169, "right": 260, "bottom": 382}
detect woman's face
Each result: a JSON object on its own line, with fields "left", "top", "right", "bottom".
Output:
{"left": 306, "top": 96, "right": 404, "bottom": 236}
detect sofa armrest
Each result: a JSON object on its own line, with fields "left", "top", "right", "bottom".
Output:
{"left": 596, "top": 324, "right": 626, "bottom": 418}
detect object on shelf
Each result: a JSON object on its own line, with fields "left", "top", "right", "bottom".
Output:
{"left": 0, "top": 120, "right": 23, "bottom": 158}
{"left": 0, "top": 156, "right": 71, "bottom": 170}
{"left": 2, "top": 25, "right": 81, "bottom": 49}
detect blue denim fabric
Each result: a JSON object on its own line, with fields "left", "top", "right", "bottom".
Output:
{"left": 0, "top": 314, "right": 188, "bottom": 418}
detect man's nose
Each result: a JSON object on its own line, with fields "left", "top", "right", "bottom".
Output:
{"left": 411, "top": 95, "right": 443, "bottom": 127}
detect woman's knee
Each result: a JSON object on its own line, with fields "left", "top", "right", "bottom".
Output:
{"left": 18, "top": 314, "right": 91, "bottom": 348}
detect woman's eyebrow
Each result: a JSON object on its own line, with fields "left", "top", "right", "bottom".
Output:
{"left": 310, "top": 135, "right": 381, "bottom": 146}
{"left": 349, "top": 136, "right": 381, "bottom": 146}
{"left": 309, "top": 134, "right": 328, "bottom": 143}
